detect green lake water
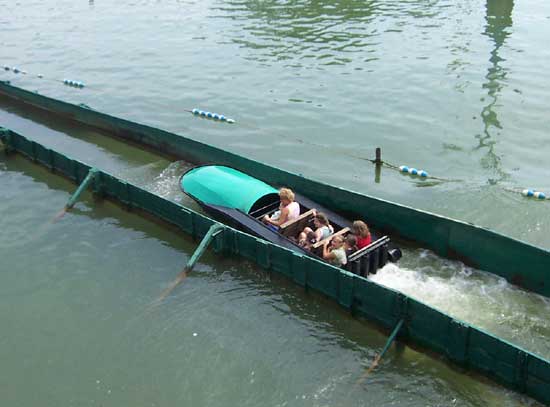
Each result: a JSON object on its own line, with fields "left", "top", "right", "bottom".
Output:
{"left": 1, "top": 0, "right": 549, "bottom": 405}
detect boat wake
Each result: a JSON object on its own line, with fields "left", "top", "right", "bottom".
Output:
{"left": 370, "top": 249, "right": 550, "bottom": 360}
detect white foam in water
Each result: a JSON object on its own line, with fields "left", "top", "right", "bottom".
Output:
{"left": 144, "top": 161, "right": 192, "bottom": 203}
{"left": 114, "top": 160, "right": 167, "bottom": 185}
{"left": 114, "top": 161, "right": 193, "bottom": 204}
{"left": 370, "top": 249, "right": 550, "bottom": 359}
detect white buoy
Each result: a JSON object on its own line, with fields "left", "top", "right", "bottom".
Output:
{"left": 399, "top": 165, "right": 428, "bottom": 178}
{"left": 522, "top": 189, "right": 546, "bottom": 200}
{"left": 191, "top": 108, "right": 234, "bottom": 123}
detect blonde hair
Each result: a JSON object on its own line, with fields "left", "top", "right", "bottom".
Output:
{"left": 352, "top": 220, "right": 370, "bottom": 238}
{"left": 279, "top": 188, "right": 295, "bottom": 202}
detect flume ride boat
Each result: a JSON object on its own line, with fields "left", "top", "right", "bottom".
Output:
{"left": 181, "top": 165, "right": 401, "bottom": 275}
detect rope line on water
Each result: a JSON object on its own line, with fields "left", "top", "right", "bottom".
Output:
{"left": 2, "top": 64, "right": 87, "bottom": 89}
{"left": 192, "top": 112, "right": 549, "bottom": 202}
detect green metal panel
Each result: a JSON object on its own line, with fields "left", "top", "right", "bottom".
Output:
{"left": 269, "top": 244, "right": 295, "bottom": 279}
{"left": 182, "top": 165, "right": 278, "bottom": 213}
{"left": 3, "top": 123, "right": 550, "bottom": 406}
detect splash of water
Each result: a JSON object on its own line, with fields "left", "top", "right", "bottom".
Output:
{"left": 370, "top": 249, "right": 550, "bottom": 359}
{"left": 113, "top": 160, "right": 193, "bottom": 204}
{"left": 144, "top": 161, "right": 193, "bottom": 203}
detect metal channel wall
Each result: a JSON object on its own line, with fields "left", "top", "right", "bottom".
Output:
{"left": 1, "top": 81, "right": 549, "bottom": 298}
{"left": 1, "top": 129, "right": 549, "bottom": 405}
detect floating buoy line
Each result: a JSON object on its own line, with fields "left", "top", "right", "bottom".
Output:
{"left": 2, "top": 64, "right": 548, "bottom": 202}
{"left": 522, "top": 189, "right": 546, "bottom": 200}
{"left": 503, "top": 187, "right": 549, "bottom": 201}
{"left": 2, "top": 64, "right": 86, "bottom": 88}
{"left": 183, "top": 108, "right": 235, "bottom": 124}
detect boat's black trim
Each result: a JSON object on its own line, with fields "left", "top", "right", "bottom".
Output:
{"left": 200, "top": 203, "right": 311, "bottom": 255}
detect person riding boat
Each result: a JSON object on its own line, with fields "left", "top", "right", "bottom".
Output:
{"left": 298, "top": 212, "right": 333, "bottom": 244}
{"left": 322, "top": 235, "right": 347, "bottom": 267}
{"left": 299, "top": 231, "right": 317, "bottom": 251}
{"left": 353, "top": 220, "right": 372, "bottom": 249}
{"left": 344, "top": 234, "right": 358, "bottom": 258}
{"left": 262, "top": 188, "right": 300, "bottom": 230}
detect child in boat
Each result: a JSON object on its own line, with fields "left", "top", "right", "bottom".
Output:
{"left": 298, "top": 212, "right": 333, "bottom": 244}
{"left": 262, "top": 188, "right": 300, "bottom": 230}
{"left": 299, "top": 231, "right": 317, "bottom": 250}
{"left": 322, "top": 235, "right": 347, "bottom": 266}
{"left": 344, "top": 234, "right": 358, "bottom": 258}
{"left": 352, "top": 220, "right": 372, "bottom": 249}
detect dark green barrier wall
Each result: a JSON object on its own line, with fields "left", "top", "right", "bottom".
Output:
{"left": 2, "top": 129, "right": 549, "bottom": 405}
{"left": 1, "top": 81, "right": 548, "bottom": 298}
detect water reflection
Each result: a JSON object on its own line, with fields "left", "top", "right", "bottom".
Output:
{"left": 217, "top": 0, "right": 381, "bottom": 66}
{"left": 475, "top": 0, "right": 514, "bottom": 182}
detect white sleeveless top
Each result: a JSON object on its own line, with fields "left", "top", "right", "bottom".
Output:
{"left": 286, "top": 201, "right": 300, "bottom": 221}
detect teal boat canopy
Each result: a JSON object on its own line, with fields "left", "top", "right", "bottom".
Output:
{"left": 181, "top": 165, "right": 279, "bottom": 214}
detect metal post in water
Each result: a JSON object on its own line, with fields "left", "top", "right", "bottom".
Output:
{"left": 52, "top": 167, "right": 98, "bottom": 222}
{"left": 158, "top": 223, "right": 225, "bottom": 301}
{"left": 66, "top": 168, "right": 98, "bottom": 209}
{"left": 357, "top": 318, "right": 405, "bottom": 384}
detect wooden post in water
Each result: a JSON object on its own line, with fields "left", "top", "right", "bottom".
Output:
{"left": 374, "top": 147, "right": 382, "bottom": 183}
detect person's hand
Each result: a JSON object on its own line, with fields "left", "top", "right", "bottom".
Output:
{"left": 262, "top": 215, "right": 269, "bottom": 224}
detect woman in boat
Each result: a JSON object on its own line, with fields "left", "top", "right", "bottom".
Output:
{"left": 353, "top": 220, "right": 372, "bottom": 249}
{"left": 322, "top": 235, "right": 347, "bottom": 266}
{"left": 298, "top": 212, "right": 333, "bottom": 244}
{"left": 262, "top": 187, "right": 300, "bottom": 230}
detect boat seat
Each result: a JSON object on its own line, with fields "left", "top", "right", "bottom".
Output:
{"left": 311, "top": 227, "right": 350, "bottom": 255}
{"left": 279, "top": 209, "right": 316, "bottom": 238}
{"left": 346, "top": 236, "right": 390, "bottom": 277}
